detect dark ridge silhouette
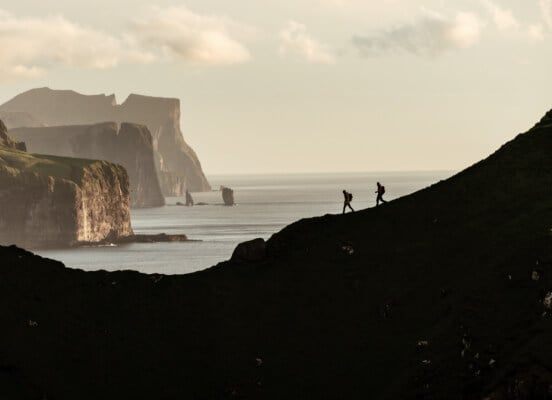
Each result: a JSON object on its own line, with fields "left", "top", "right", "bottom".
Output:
{"left": 0, "top": 87, "right": 211, "bottom": 195}
{"left": 1, "top": 109, "right": 552, "bottom": 398}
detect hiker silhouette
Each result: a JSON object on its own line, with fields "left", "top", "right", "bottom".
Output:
{"left": 342, "top": 190, "right": 354, "bottom": 214}
{"left": 375, "top": 182, "right": 387, "bottom": 206}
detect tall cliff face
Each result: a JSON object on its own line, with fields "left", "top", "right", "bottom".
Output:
{"left": 0, "top": 121, "right": 133, "bottom": 248}
{"left": 118, "top": 94, "right": 210, "bottom": 196}
{"left": 10, "top": 122, "right": 165, "bottom": 208}
{"left": 0, "top": 87, "right": 211, "bottom": 195}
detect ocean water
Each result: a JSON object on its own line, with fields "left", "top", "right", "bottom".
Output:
{"left": 36, "top": 171, "right": 453, "bottom": 275}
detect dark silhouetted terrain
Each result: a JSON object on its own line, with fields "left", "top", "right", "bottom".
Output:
{"left": 1, "top": 110, "right": 552, "bottom": 399}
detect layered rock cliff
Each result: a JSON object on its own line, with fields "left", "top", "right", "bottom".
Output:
{"left": 0, "top": 120, "right": 133, "bottom": 248}
{"left": 10, "top": 122, "right": 165, "bottom": 208}
{"left": 0, "top": 87, "right": 211, "bottom": 195}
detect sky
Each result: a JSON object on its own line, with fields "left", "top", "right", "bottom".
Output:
{"left": 0, "top": 0, "right": 551, "bottom": 174}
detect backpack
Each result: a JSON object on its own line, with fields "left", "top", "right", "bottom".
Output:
{"left": 381, "top": 186, "right": 385, "bottom": 195}
{"left": 348, "top": 193, "right": 353, "bottom": 201}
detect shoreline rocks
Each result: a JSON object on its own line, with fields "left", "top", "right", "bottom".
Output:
{"left": 77, "top": 233, "right": 192, "bottom": 247}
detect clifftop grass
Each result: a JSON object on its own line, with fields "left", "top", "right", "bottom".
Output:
{"left": 0, "top": 145, "right": 123, "bottom": 185}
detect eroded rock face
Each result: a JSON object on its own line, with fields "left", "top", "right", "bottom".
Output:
{"left": 0, "top": 88, "right": 211, "bottom": 195}
{"left": 10, "top": 122, "right": 165, "bottom": 208}
{"left": 222, "top": 186, "right": 235, "bottom": 206}
{"left": 0, "top": 121, "right": 133, "bottom": 248}
{"left": 0, "top": 120, "right": 26, "bottom": 150}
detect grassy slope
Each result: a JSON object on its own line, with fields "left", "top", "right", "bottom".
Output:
{"left": 0, "top": 145, "right": 122, "bottom": 185}
{"left": 0, "top": 111, "right": 552, "bottom": 399}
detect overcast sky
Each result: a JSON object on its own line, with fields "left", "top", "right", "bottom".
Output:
{"left": 0, "top": 0, "right": 551, "bottom": 174}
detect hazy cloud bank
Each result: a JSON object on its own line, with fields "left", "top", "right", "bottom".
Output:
{"left": 352, "top": 10, "right": 483, "bottom": 57}
{"left": 541, "top": 0, "right": 552, "bottom": 29}
{"left": 0, "top": 6, "right": 250, "bottom": 82}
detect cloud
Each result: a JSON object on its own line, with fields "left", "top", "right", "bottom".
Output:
{"left": 352, "top": 10, "right": 483, "bottom": 57}
{"left": 540, "top": 0, "right": 552, "bottom": 29}
{"left": 129, "top": 6, "right": 250, "bottom": 65}
{"left": 527, "top": 24, "right": 545, "bottom": 41}
{"left": 0, "top": 10, "right": 143, "bottom": 81}
{"left": 279, "top": 21, "right": 335, "bottom": 64}
{"left": 0, "top": 6, "right": 251, "bottom": 82}
{"left": 480, "top": 0, "right": 520, "bottom": 31}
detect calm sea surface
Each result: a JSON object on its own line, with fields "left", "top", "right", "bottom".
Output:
{"left": 36, "top": 171, "right": 454, "bottom": 275}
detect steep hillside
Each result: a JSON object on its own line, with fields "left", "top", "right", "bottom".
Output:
{"left": 0, "top": 87, "right": 210, "bottom": 195}
{"left": 11, "top": 122, "right": 165, "bottom": 208}
{"left": 1, "top": 110, "right": 552, "bottom": 399}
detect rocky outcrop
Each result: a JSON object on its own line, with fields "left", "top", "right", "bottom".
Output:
{"left": 0, "top": 87, "right": 211, "bottom": 195}
{"left": 221, "top": 186, "right": 235, "bottom": 205}
{"left": 0, "top": 121, "right": 133, "bottom": 248}
{"left": 0, "top": 120, "right": 26, "bottom": 151}
{"left": 231, "top": 238, "right": 266, "bottom": 262}
{"left": 10, "top": 122, "right": 165, "bottom": 208}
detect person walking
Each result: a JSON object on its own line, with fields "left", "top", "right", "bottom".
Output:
{"left": 342, "top": 190, "right": 354, "bottom": 214}
{"left": 375, "top": 182, "right": 387, "bottom": 206}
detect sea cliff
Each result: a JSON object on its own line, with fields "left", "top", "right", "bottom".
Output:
{"left": 0, "top": 120, "right": 133, "bottom": 248}
{"left": 10, "top": 122, "right": 165, "bottom": 208}
{"left": 0, "top": 88, "right": 211, "bottom": 195}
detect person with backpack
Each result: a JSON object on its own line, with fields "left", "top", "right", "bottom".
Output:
{"left": 342, "top": 190, "right": 354, "bottom": 214}
{"left": 375, "top": 182, "right": 387, "bottom": 206}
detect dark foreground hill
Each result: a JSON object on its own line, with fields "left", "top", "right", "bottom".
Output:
{"left": 2, "top": 110, "right": 552, "bottom": 399}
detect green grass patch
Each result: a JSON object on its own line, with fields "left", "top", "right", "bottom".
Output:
{"left": 0, "top": 146, "right": 99, "bottom": 184}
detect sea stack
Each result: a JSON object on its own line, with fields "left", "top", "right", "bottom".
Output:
{"left": 0, "top": 120, "right": 133, "bottom": 248}
{"left": 0, "top": 87, "right": 211, "bottom": 196}
{"left": 221, "top": 186, "right": 235, "bottom": 206}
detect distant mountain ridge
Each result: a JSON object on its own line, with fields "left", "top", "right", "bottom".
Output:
{"left": 0, "top": 87, "right": 211, "bottom": 195}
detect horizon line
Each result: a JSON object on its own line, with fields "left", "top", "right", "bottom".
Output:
{"left": 206, "top": 169, "right": 458, "bottom": 177}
